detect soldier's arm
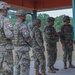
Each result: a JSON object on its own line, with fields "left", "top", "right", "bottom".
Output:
{"left": 4, "top": 19, "right": 13, "bottom": 39}
{"left": 44, "top": 27, "right": 50, "bottom": 39}
{"left": 54, "top": 33, "right": 59, "bottom": 42}
{"left": 44, "top": 28, "right": 57, "bottom": 44}
{"left": 35, "top": 29, "right": 45, "bottom": 50}
{"left": 71, "top": 26, "right": 74, "bottom": 40}
{"left": 59, "top": 26, "right": 66, "bottom": 44}
{"left": 53, "top": 28, "right": 59, "bottom": 42}
{"left": 21, "top": 25, "right": 33, "bottom": 47}
{"left": 44, "top": 27, "right": 51, "bottom": 43}
{"left": 71, "top": 26, "right": 74, "bottom": 44}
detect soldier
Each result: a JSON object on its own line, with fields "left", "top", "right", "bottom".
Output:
{"left": 44, "top": 17, "right": 59, "bottom": 73}
{"left": 0, "top": 1, "right": 13, "bottom": 75}
{"left": 32, "top": 19, "right": 46, "bottom": 75}
{"left": 59, "top": 16, "right": 75, "bottom": 69}
{"left": 13, "top": 9, "right": 32, "bottom": 75}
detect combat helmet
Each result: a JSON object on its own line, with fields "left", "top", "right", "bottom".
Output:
{"left": 47, "top": 17, "right": 55, "bottom": 22}
{"left": 33, "top": 19, "right": 41, "bottom": 26}
{"left": 16, "top": 10, "right": 26, "bottom": 17}
{"left": 63, "top": 16, "right": 70, "bottom": 22}
{"left": 0, "top": 1, "right": 10, "bottom": 10}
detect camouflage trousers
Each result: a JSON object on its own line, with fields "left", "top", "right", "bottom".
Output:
{"left": 0, "top": 45, "right": 6, "bottom": 74}
{"left": 62, "top": 44, "right": 73, "bottom": 62}
{"left": 14, "top": 46, "right": 30, "bottom": 75}
{"left": 32, "top": 48, "right": 46, "bottom": 73}
{"left": 47, "top": 46, "right": 57, "bottom": 67}
{"left": 0, "top": 45, "right": 13, "bottom": 75}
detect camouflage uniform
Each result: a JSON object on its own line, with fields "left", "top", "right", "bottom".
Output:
{"left": 44, "top": 17, "right": 59, "bottom": 73}
{"left": 13, "top": 10, "right": 32, "bottom": 75}
{"left": 32, "top": 19, "right": 46, "bottom": 75}
{"left": 0, "top": 1, "right": 13, "bottom": 75}
{"left": 59, "top": 16, "right": 75, "bottom": 69}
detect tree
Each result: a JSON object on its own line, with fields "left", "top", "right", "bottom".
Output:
{"left": 54, "top": 15, "right": 73, "bottom": 32}
{"left": 25, "top": 14, "right": 32, "bottom": 23}
{"left": 37, "top": 13, "right": 49, "bottom": 32}
{"left": 54, "top": 15, "right": 64, "bottom": 31}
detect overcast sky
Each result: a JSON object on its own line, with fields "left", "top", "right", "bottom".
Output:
{"left": 38, "top": 8, "right": 73, "bottom": 18}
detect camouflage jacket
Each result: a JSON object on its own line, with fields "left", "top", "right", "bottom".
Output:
{"left": 13, "top": 22, "right": 32, "bottom": 47}
{"left": 59, "top": 24, "right": 73, "bottom": 44}
{"left": 32, "top": 26, "right": 44, "bottom": 50}
{"left": 44, "top": 26, "right": 59, "bottom": 45}
{"left": 0, "top": 14, "right": 13, "bottom": 45}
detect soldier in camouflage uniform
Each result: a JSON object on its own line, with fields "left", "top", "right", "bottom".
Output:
{"left": 13, "top": 10, "right": 32, "bottom": 75}
{"left": 32, "top": 19, "right": 46, "bottom": 75}
{"left": 0, "top": 1, "right": 13, "bottom": 75}
{"left": 44, "top": 17, "right": 59, "bottom": 73}
{"left": 59, "top": 16, "right": 75, "bottom": 69}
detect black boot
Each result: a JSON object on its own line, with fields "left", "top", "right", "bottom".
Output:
{"left": 69, "top": 61, "right": 75, "bottom": 68}
{"left": 35, "top": 70, "right": 41, "bottom": 75}
{"left": 64, "top": 61, "right": 67, "bottom": 69}
{"left": 41, "top": 71, "right": 46, "bottom": 75}
{"left": 48, "top": 67, "right": 56, "bottom": 73}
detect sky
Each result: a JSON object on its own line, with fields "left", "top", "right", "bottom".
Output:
{"left": 37, "top": 8, "right": 73, "bottom": 18}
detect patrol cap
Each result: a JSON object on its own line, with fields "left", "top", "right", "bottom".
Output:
{"left": 47, "top": 17, "right": 55, "bottom": 22}
{"left": 63, "top": 16, "right": 70, "bottom": 22}
{"left": 0, "top": 1, "right": 10, "bottom": 10}
{"left": 16, "top": 10, "right": 26, "bottom": 17}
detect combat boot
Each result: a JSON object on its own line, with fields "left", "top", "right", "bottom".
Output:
{"left": 41, "top": 72, "right": 46, "bottom": 75}
{"left": 64, "top": 62, "right": 67, "bottom": 69}
{"left": 35, "top": 70, "right": 41, "bottom": 75}
{"left": 52, "top": 66, "right": 59, "bottom": 71}
{"left": 69, "top": 61, "right": 75, "bottom": 68}
{"left": 48, "top": 67, "right": 56, "bottom": 73}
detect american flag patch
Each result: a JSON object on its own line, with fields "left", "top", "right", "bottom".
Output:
{"left": 22, "top": 29, "right": 27, "bottom": 32}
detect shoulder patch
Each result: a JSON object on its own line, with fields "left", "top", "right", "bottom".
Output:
{"left": 5, "top": 21, "right": 10, "bottom": 24}
{"left": 5, "top": 21, "right": 12, "bottom": 27}
{"left": 22, "top": 29, "right": 27, "bottom": 33}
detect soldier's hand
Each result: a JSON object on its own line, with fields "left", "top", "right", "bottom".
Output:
{"left": 55, "top": 33, "right": 59, "bottom": 36}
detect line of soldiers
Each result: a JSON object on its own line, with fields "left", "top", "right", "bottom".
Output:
{"left": 0, "top": 1, "right": 75, "bottom": 75}
{"left": 32, "top": 15, "right": 75, "bottom": 74}
{"left": 44, "top": 16, "right": 75, "bottom": 73}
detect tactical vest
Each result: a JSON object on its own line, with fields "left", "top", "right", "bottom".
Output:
{"left": 13, "top": 22, "right": 28, "bottom": 46}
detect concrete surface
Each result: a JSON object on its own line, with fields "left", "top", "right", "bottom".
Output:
{"left": 30, "top": 60, "right": 75, "bottom": 75}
